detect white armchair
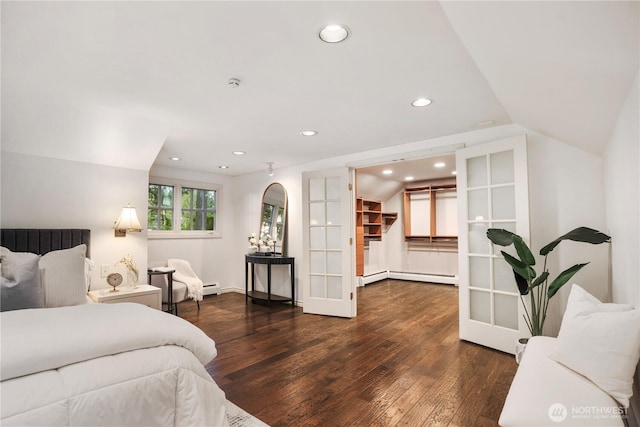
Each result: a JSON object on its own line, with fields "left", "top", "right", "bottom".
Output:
{"left": 149, "top": 259, "right": 203, "bottom": 315}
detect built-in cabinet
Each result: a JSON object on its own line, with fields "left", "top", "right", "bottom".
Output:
{"left": 355, "top": 197, "right": 397, "bottom": 276}
{"left": 403, "top": 184, "right": 458, "bottom": 243}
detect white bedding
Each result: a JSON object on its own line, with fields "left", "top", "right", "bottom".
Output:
{"left": 1, "top": 303, "right": 229, "bottom": 426}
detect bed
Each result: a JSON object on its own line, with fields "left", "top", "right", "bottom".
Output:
{"left": 0, "top": 229, "right": 229, "bottom": 426}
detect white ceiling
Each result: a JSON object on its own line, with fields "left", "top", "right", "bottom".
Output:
{"left": 2, "top": 1, "right": 638, "bottom": 176}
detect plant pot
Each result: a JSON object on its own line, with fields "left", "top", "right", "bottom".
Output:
{"left": 515, "top": 337, "right": 529, "bottom": 364}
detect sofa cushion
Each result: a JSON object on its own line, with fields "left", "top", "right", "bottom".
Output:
{"left": 499, "top": 336, "right": 624, "bottom": 426}
{"left": 550, "top": 284, "right": 640, "bottom": 408}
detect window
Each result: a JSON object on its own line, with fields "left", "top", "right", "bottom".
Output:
{"left": 148, "top": 184, "right": 174, "bottom": 231}
{"left": 181, "top": 187, "right": 216, "bottom": 231}
{"left": 148, "top": 177, "right": 221, "bottom": 238}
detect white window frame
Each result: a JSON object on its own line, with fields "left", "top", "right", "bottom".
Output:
{"left": 148, "top": 176, "right": 222, "bottom": 240}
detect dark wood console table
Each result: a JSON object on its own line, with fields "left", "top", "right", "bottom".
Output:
{"left": 245, "top": 254, "right": 295, "bottom": 306}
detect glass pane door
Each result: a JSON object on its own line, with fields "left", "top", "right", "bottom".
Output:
{"left": 302, "top": 168, "right": 355, "bottom": 318}
{"left": 457, "top": 135, "right": 530, "bottom": 354}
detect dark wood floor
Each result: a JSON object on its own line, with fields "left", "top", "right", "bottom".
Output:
{"left": 179, "top": 280, "right": 517, "bottom": 427}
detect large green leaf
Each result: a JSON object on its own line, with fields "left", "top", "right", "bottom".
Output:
{"left": 530, "top": 271, "right": 549, "bottom": 290}
{"left": 547, "top": 263, "right": 589, "bottom": 298}
{"left": 501, "top": 251, "right": 536, "bottom": 281}
{"left": 540, "top": 227, "right": 611, "bottom": 256}
{"left": 513, "top": 235, "right": 536, "bottom": 266}
{"left": 512, "top": 270, "right": 529, "bottom": 295}
{"left": 487, "top": 229, "right": 516, "bottom": 246}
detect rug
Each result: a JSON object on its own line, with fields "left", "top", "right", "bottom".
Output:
{"left": 226, "top": 400, "right": 270, "bottom": 427}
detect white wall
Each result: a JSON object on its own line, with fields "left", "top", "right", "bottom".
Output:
{"left": 526, "top": 131, "right": 608, "bottom": 335}
{"left": 147, "top": 166, "right": 236, "bottom": 288}
{"left": 604, "top": 70, "right": 640, "bottom": 310}
{"left": 1, "top": 152, "right": 148, "bottom": 290}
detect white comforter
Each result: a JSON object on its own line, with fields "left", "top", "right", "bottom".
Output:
{"left": 1, "top": 303, "right": 229, "bottom": 426}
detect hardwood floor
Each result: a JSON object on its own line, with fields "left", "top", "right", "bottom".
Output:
{"left": 179, "top": 280, "right": 517, "bottom": 426}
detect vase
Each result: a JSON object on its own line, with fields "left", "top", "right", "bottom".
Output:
{"left": 248, "top": 246, "right": 257, "bottom": 254}
{"left": 127, "top": 269, "right": 139, "bottom": 289}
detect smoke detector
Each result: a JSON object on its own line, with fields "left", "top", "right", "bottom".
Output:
{"left": 228, "top": 78, "right": 240, "bottom": 88}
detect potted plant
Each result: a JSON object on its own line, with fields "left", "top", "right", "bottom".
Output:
{"left": 486, "top": 226, "right": 610, "bottom": 337}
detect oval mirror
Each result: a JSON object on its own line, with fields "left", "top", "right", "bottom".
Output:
{"left": 259, "top": 183, "right": 287, "bottom": 255}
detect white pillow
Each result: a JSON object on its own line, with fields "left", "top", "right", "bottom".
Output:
{"left": 551, "top": 284, "right": 640, "bottom": 407}
{"left": 39, "top": 245, "right": 87, "bottom": 308}
{"left": 84, "top": 257, "right": 94, "bottom": 291}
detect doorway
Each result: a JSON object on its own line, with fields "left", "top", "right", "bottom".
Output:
{"left": 354, "top": 153, "right": 459, "bottom": 288}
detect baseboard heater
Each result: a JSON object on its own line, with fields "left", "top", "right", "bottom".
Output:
{"left": 359, "top": 271, "right": 389, "bottom": 286}
{"left": 389, "top": 271, "right": 458, "bottom": 285}
{"left": 202, "top": 283, "right": 222, "bottom": 296}
{"left": 359, "top": 270, "right": 458, "bottom": 286}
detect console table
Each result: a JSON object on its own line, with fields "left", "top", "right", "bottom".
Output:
{"left": 245, "top": 254, "right": 295, "bottom": 306}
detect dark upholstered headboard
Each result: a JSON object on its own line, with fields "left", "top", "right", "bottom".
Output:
{"left": 0, "top": 229, "right": 91, "bottom": 258}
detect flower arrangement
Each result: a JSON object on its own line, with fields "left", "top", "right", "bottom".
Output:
{"left": 248, "top": 232, "right": 275, "bottom": 253}
{"left": 261, "top": 233, "right": 275, "bottom": 250}
{"left": 116, "top": 254, "right": 139, "bottom": 286}
{"left": 248, "top": 233, "right": 258, "bottom": 249}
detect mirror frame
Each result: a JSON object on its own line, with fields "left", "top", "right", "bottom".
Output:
{"left": 259, "top": 182, "right": 288, "bottom": 256}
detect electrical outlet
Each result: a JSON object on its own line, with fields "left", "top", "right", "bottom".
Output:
{"left": 100, "top": 264, "right": 109, "bottom": 277}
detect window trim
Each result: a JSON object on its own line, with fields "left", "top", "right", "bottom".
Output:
{"left": 148, "top": 176, "right": 222, "bottom": 240}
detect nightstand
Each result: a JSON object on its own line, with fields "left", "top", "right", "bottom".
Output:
{"left": 88, "top": 284, "right": 162, "bottom": 310}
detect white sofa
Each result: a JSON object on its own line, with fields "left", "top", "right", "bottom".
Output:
{"left": 499, "top": 336, "right": 635, "bottom": 427}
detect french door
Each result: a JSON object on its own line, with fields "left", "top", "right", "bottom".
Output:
{"left": 301, "top": 168, "right": 356, "bottom": 318}
{"left": 456, "top": 135, "right": 530, "bottom": 354}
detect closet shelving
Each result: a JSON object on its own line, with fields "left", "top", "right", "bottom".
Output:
{"left": 403, "top": 184, "right": 458, "bottom": 243}
{"left": 355, "top": 197, "right": 397, "bottom": 276}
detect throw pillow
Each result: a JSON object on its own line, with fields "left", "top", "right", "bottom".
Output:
{"left": 551, "top": 284, "right": 640, "bottom": 407}
{"left": 39, "top": 244, "right": 87, "bottom": 307}
{"left": 0, "top": 248, "right": 44, "bottom": 311}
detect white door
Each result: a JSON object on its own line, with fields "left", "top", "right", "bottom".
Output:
{"left": 456, "top": 135, "right": 530, "bottom": 354}
{"left": 302, "top": 168, "right": 356, "bottom": 317}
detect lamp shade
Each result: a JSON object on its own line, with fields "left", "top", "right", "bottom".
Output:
{"left": 114, "top": 204, "right": 142, "bottom": 236}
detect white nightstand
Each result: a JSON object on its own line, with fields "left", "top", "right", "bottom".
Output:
{"left": 88, "top": 284, "right": 162, "bottom": 310}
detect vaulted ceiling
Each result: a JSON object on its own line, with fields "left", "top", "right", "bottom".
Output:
{"left": 2, "top": 1, "right": 638, "bottom": 175}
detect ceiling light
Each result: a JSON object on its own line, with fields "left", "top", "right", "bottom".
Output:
{"left": 382, "top": 169, "right": 393, "bottom": 175}
{"left": 232, "top": 151, "right": 246, "bottom": 156}
{"left": 412, "top": 98, "right": 432, "bottom": 107}
{"left": 219, "top": 165, "right": 229, "bottom": 169}
{"left": 405, "top": 176, "right": 414, "bottom": 181}
{"left": 434, "top": 162, "right": 445, "bottom": 168}
{"left": 267, "top": 162, "right": 274, "bottom": 177}
{"left": 301, "top": 130, "right": 318, "bottom": 136}
{"left": 169, "top": 157, "right": 181, "bottom": 161}
{"left": 452, "top": 171, "right": 457, "bottom": 175}
{"left": 319, "top": 24, "right": 350, "bottom": 43}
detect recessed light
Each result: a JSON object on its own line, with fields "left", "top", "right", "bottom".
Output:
{"left": 301, "top": 130, "right": 318, "bottom": 136}
{"left": 412, "top": 98, "right": 432, "bottom": 107}
{"left": 382, "top": 169, "right": 393, "bottom": 175}
{"left": 434, "top": 162, "right": 445, "bottom": 168}
{"left": 232, "top": 151, "right": 246, "bottom": 156}
{"left": 405, "top": 176, "right": 414, "bottom": 181}
{"left": 452, "top": 170, "right": 457, "bottom": 175}
{"left": 169, "top": 157, "right": 181, "bottom": 161}
{"left": 319, "top": 24, "right": 350, "bottom": 43}
{"left": 219, "top": 165, "right": 229, "bottom": 169}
